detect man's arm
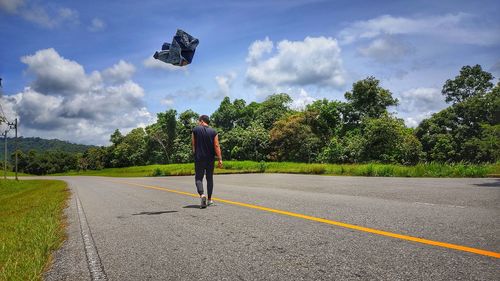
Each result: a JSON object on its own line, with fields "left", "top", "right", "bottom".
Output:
{"left": 214, "top": 134, "right": 223, "bottom": 168}
{"left": 191, "top": 133, "right": 195, "bottom": 153}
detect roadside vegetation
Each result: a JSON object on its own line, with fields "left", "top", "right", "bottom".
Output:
{"left": 56, "top": 160, "right": 499, "bottom": 178}
{"left": 0, "top": 136, "right": 94, "bottom": 160}
{"left": 6, "top": 64, "right": 500, "bottom": 176}
{"left": 0, "top": 179, "right": 68, "bottom": 281}
{"left": 1, "top": 171, "right": 30, "bottom": 177}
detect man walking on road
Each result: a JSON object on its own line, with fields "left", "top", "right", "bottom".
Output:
{"left": 192, "top": 115, "right": 223, "bottom": 208}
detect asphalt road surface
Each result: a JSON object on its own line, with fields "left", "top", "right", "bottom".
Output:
{"left": 43, "top": 174, "right": 500, "bottom": 280}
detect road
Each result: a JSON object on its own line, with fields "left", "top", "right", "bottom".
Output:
{"left": 43, "top": 174, "right": 500, "bottom": 280}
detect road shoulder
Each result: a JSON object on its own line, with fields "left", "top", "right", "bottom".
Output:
{"left": 45, "top": 185, "right": 90, "bottom": 281}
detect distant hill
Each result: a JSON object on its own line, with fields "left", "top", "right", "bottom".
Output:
{"left": 0, "top": 137, "right": 96, "bottom": 159}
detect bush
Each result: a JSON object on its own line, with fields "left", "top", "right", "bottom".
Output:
{"left": 362, "top": 115, "right": 423, "bottom": 164}
{"left": 317, "top": 137, "right": 344, "bottom": 163}
{"left": 258, "top": 161, "right": 267, "bottom": 172}
{"left": 150, "top": 168, "right": 164, "bottom": 177}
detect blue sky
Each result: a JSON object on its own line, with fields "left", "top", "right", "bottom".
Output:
{"left": 1, "top": 0, "right": 499, "bottom": 145}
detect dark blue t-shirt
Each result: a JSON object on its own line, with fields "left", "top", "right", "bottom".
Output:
{"left": 192, "top": 125, "right": 217, "bottom": 162}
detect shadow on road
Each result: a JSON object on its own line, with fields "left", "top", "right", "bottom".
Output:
{"left": 473, "top": 179, "right": 500, "bottom": 187}
{"left": 132, "top": 211, "right": 178, "bottom": 215}
{"left": 183, "top": 205, "right": 202, "bottom": 209}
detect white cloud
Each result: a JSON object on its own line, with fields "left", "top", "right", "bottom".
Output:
{"left": 102, "top": 60, "right": 136, "bottom": 83}
{"left": 0, "top": 0, "right": 79, "bottom": 28}
{"left": 397, "top": 87, "right": 448, "bottom": 127}
{"left": 160, "top": 98, "right": 174, "bottom": 106}
{"left": 215, "top": 72, "right": 237, "bottom": 98}
{"left": 398, "top": 87, "right": 445, "bottom": 113}
{"left": 0, "top": 0, "right": 24, "bottom": 13}
{"left": 246, "top": 37, "right": 273, "bottom": 63}
{"left": 1, "top": 48, "right": 153, "bottom": 145}
{"left": 23, "top": 6, "right": 78, "bottom": 28}
{"left": 143, "top": 56, "right": 186, "bottom": 71}
{"left": 246, "top": 36, "right": 346, "bottom": 89}
{"left": 88, "top": 17, "right": 105, "bottom": 32}
{"left": 403, "top": 112, "right": 440, "bottom": 128}
{"left": 57, "top": 7, "right": 78, "bottom": 23}
{"left": 290, "top": 88, "right": 316, "bottom": 110}
{"left": 339, "top": 13, "right": 500, "bottom": 46}
{"left": 21, "top": 48, "right": 99, "bottom": 95}
{"left": 161, "top": 86, "right": 207, "bottom": 107}
{"left": 358, "top": 36, "right": 414, "bottom": 63}
{"left": 404, "top": 116, "right": 422, "bottom": 128}
{"left": 12, "top": 89, "right": 64, "bottom": 128}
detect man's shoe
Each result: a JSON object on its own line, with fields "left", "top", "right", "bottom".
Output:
{"left": 207, "top": 200, "right": 214, "bottom": 206}
{"left": 200, "top": 195, "right": 207, "bottom": 209}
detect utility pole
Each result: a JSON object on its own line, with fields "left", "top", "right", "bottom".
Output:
{"left": 8, "top": 119, "right": 17, "bottom": 180}
{"left": 15, "top": 119, "right": 17, "bottom": 180}
{"left": 3, "top": 130, "right": 7, "bottom": 179}
{"left": 0, "top": 78, "right": 6, "bottom": 179}
{"left": 1, "top": 78, "right": 19, "bottom": 180}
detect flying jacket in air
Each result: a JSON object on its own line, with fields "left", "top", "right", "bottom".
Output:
{"left": 153, "top": 29, "right": 199, "bottom": 66}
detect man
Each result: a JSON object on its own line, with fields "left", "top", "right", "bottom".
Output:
{"left": 192, "top": 115, "right": 222, "bottom": 208}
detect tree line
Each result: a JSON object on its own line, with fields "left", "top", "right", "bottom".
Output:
{"left": 0, "top": 137, "right": 93, "bottom": 159}
{"left": 13, "top": 65, "right": 499, "bottom": 175}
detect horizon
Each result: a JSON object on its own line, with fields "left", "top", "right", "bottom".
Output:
{"left": 1, "top": 0, "right": 499, "bottom": 146}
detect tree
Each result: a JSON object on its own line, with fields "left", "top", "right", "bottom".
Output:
{"left": 269, "top": 113, "right": 321, "bottom": 162}
{"left": 317, "top": 137, "right": 344, "bottom": 163}
{"left": 80, "top": 147, "right": 106, "bottom": 170}
{"left": 361, "top": 115, "right": 422, "bottom": 164}
{"left": 416, "top": 81, "right": 499, "bottom": 163}
{"left": 442, "top": 64, "right": 494, "bottom": 104}
{"left": 239, "top": 101, "right": 260, "bottom": 128}
{"left": 256, "top": 93, "right": 293, "bottom": 130}
{"left": 156, "top": 109, "right": 177, "bottom": 162}
{"left": 111, "top": 128, "right": 147, "bottom": 167}
{"left": 171, "top": 110, "right": 199, "bottom": 163}
{"left": 145, "top": 123, "right": 169, "bottom": 163}
{"left": 415, "top": 108, "right": 457, "bottom": 157}
{"left": 16, "top": 150, "right": 77, "bottom": 175}
{"left": 340, "top": 132, "right": 365, "bottom": 163}
{"left": 467, "top": 124, "right": 500, "bottom": 162}
{"left": 306, "top": 99, "right": 343, "bottom": 139}
{"left": 344, "top": 76, "right": 398, "bottom": 120}
{"left": 220, "top": 123, "right": 269, "bottom": 161}
{"left": 110, "top": 129, "right": 124, "bottom": 145}
{"left": 211, "top": 97, "right": 246, "bottom": 131}
{"left": 429, "top": 134, "right": 457, "bottom": 163}
{"left": 178, "top": 110, "right": 199, "bottom": 129}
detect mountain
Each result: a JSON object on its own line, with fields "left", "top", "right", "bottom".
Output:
{"left": 0, "top": 137, "right": 96, "bottom": 159}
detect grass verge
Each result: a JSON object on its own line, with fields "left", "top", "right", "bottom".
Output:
{"left": 54, "top": 161, "right": 499, "bottom": 178}
{"left": 1, "top": 171, "right": 31, "bottom": 177}
{"left": 0, "top": 179, "right": 68, "bottom": 281}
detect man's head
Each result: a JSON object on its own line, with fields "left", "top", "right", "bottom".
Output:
{"left": 198, "top": 115, "right": 210, "bottom": 125}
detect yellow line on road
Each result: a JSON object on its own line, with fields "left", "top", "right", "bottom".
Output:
{"left": 108, "top": 180, "right": 500, "bottom": 259}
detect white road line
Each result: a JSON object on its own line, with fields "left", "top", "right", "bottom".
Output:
{"left": 414, "top": 202, "right": 466, "bottom": 208}
{"left": 75, "top": 191, "right": 108, "bottom": 281}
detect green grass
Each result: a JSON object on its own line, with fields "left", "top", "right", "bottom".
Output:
{"left": 54, "top": 161, "right": 499, "bottom": 178}
{"left": 0, "top": 170, "right": 31, "bottom": 177}
{"left": 0, "top": 179, "right": 68, "bottom": 281}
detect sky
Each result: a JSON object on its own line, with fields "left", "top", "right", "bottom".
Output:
{"left": 0, "top": 0, "right": 499, "bottom": 145}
